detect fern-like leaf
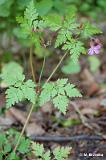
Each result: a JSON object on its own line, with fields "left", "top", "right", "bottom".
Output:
{"left": 63, "top": 40, "right": 86, "bottom": 62}
{"left": 16, "top": 1, "right": 42, "bottom": 36}
{"left": 1, "top": 62, "right": 25, "bottom": 86}
{"left": 55, "top": 29, "right": 67, "bottom": 48}
{"left": 6, "top": 80, "right": 36, "bottom": 108}
{"left": 44, "top": 14, "right": 62, "bottom": 31}
{"left": 24, "top": 1, "right": 38, "bottom": 28}
{"left": 53, "top": 146, "right": 71, "bottom": 160}
{"left": 53, "top": 95, "right": 69, "bottom": 114}
{"left": 1, "top": 62, "right": 36, "bottom": 108}
{"left": 32, "top": 142, "right": 44, "bottom": 157}
{"left": 65, "top": 83, "right": 82, "bottom": 97}
{"left": 62, "top": 58, "right": 81, "bottom": 74}
{"left": 40, "top": 79, "right": 82, "bottom": 114}
{"left": 40, "top": 83, "right": 55, "bottom": 105}
{"left": 83, "top": 22, "right": 102, "bottom": 38}
{"left": 32, "top": 142, "right": 71, "bottom": 160}
{"left": 43, "top": 151, "right": 51, "bottom": 160}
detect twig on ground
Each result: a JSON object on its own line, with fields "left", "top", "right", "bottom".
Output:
{"left": 70, "top": 101, "right": 93, "bottom": 130}
{"left": 30, "top": 135, "right": 105, "bottom": 142}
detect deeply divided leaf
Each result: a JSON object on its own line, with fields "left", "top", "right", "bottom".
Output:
{"left": 63, "top": 40, "right": 86, "bottom": 62}
{"left": 1, "top": 62, "right": 25, "bottom": 86}
{"left": 53, "top": 146, "right": 71, "bottom": 160}
{"left": 40, "top": 79, "right": 82, "bottom": 114}
{"left": 1, "top": 62, "right": 36, "bottom": 108}
{"left": 83, "top": 22, "right": 102, "bottom": 38}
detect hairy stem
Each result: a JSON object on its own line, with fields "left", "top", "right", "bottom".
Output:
{"left": 45, "top": 51, "right": 68, "bottom": 83}
{"left": 13, "top": 104, "right": 34, "bottom": 153}
{"left": 38, "top": 55, "right": 46, "bottom": 86}
{"left": 29, "top": 45, "right": 36, "bottom": 83}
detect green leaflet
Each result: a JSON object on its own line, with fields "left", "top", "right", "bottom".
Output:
{"left": 53, "top": 95, "right": 69, "bottom": 114}
{"left": 6, "top": 79, "right": 36, "bottom": 108}
{"left": 16, "top": 1, "right": 45, "bottom": 37}
{"left": 16, "top": 1, "right": 102, "bottom": 63}
{"left": 88, "top": 56, "right": 101, "bottom": 72}
{"left": 1, "top": 62, "right": 25, "bottom": 86}
{"left": 1, "top": 62, "right": 36, "bottom": 108}
{"left": 62, "top": 58, "right": 81, "bottom": 74}
{"left": 82, "top": 22, "right": 102, "bottom": 38}
{"left": 32, "top": 142, "right": 51, "bottom": 160}
{"left": 62, "top": 40, "right": 86, "bottom": 62}
{"left": 0, "top": 130, "right": 31, "bottom": 159}
{"left": 0, "top": 130, "right": 72, "bottom": 159}
{"left": 43, "top": 13, "right": 62, "bottom": 31}
{"left": 40, "top": 78, "right": 82, "bottom": 114}
{"left": 0, "top": 0, "right": 14, "bottom": 17}
{"left": 35, "top": 0, "right": 53, "bottom": 16}
{"left": 55, "top": 16, "right": 79, "bottom": 48}
{"left": 18, "top": 138, "right": 30, "bottom": 154}
{"left": 55, "top": 29, "right": 68, "bottom": 48}
{"left": 39, "top": 82, "right": 55, "bottom": 105}
{"left": 32, "top": 142, "right": 71, "bottom": 160}
{"left": 53, "top": 146, "right": 71, "bottom": 160}
{"left": 32, "top": 142, "right": 45, "bottom": 157}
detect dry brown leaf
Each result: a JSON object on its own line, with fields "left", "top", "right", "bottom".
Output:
{"left": 81, "top": 108, "right": 98, "bottom": 115}
{"left": 26, "top": 122, "right": 45, "bottom": 137}
{"left": 0, "top": 117, "right": 14, "bottom": 127}
{"left": 41, "top": 102, "right": 53, "bottom": 113}
{"left": 9, "top": 108, "right": 26, "bottom": 124}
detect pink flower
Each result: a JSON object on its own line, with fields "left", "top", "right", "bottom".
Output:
{"left": 88, "top": 44, "right": 102, "bottom": 55}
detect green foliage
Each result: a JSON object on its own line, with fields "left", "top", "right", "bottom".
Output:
{"left": 0, "top": 130, "right": 30, "bottom": 159}
{"left": 0, "top": 0, "right": 102, "bottom": 60}
{"left": 16, "top": 1, "right": 39, "bottom": 37}
{"left": 17, "top": 137, "right": 30, "bottom": 154}
{"left": 0, "top": 130, "right": 72, "bottom": 159}
{"left": 63, "top": 40, "right": 86, "bottom": 62}
{"left": 32, "top": 142, "right": 51, "bottom": 160}
{"left": 1, "top": 62, "right": 36, "bottom": 108}
{"left": 1, "top": 1, "right": 102, "bottom": 113}
{"left": 0, "top": 1, "right": 104, "bottom": 159}
{"left": 98, "top": 0, "right": 106, "bottom": 9}
{"left": 40, "top": 79, "right": 82, "bottom": 114}
{"left": 44, "top": 13, "right": 62, "bottom": 31}
{"left": 32, "top": 142, "right": 71, "bottom": 160}
{"left": 62, "top": 118, "right": 81, "bottom": 127}
{"left": 55, "top": 16, "right": 79, "bottom": 48}
{"left": 16, "top": 1, "right": 51, "bottom": 58}
{"left": 6, "top": 79, "right": 36, "bottom": 108}
{"left": 1, "top": 63, "right": 81, "bottom": 114}
{"left": 53, "top": 146, "right": 71, "bottom": 160}
{"left": 55, "top": 29, "right": 67, "bottom": 47}
{"left": 35, "top": 0, "right": 53, "bottom": 16}
{"left": 1, "top": 62, "right": 25, "bottom": 86}
{"left": 16, "top": 1, "right": 102, "bottom": 62}
{"left": 82, "top": 22, "right": 102, "bottom": 38}
{"left": 0, "top": 0, "right": 14, "bottom": 17}
{"left": 62, "top": 58, "right": 81, "bottom": 74}
{"left": 88, "top": 56, "right": 101, "bottom": 73}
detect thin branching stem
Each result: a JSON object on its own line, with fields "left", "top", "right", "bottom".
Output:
{"left": 45, "top": 51, "right": 68, "bottom": 83}
{"left": 38, "top": 55, "right": 46, "bottom": 86}
{"left": 13, "top": 51, "right": 68, "bottom": 153}
{"left": 13, "top": 104, "right": 34, "bottom": 153}
{"left": 29, "top": 45, "right": 36, "bottom": 83}
{"left": 14, "top": 45, "right": 36, "bottom": 153}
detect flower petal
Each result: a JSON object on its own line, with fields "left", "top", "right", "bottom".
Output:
{"left": 88, "top": 48, "right": 95, "bottom": 55}
{"left": 94, "top": 44, "right": 102, "bottom": 50}
{"left": 94, "top": 48, "right": 100, "bottom": 54}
